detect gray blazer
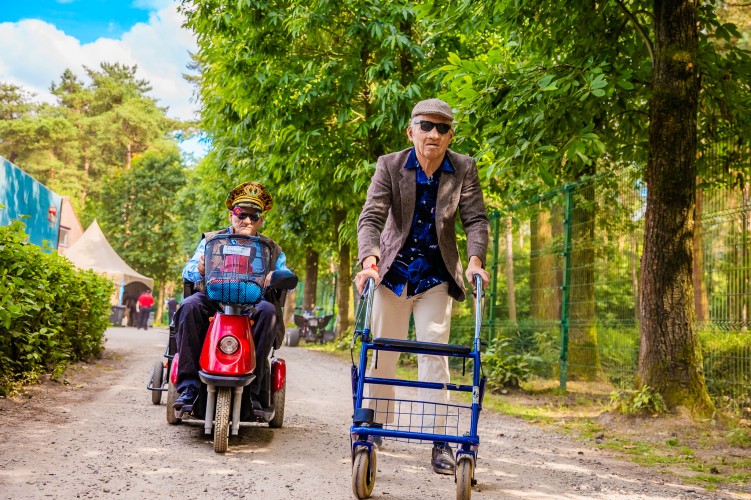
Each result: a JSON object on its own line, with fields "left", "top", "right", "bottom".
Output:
{"left": 357, "top": 147, "right": 489, "bottom": 302}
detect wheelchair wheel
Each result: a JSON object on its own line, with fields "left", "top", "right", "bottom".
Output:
{"left": 150, "top": 360, "right": 164, "bottom": 405}
{"left": 268, "top": 384, "right": 285, "bottom": 428}
{"left": 455, "top": 456, "right": 474, "bottom": 500}
{"left": 285, "top": 328, "right": 300, "bottom": 347}
{"left": 352, "top": 446, "right": 376, "bottom": 499}
{"left": 166, "top": 381, "right": 182, "bottom": 425}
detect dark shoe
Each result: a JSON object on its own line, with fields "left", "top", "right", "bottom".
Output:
{"left": 369, "top": 423, "right": 383, "bottom": 448}
{"left": 431, "top": 443, "right": 455, "bottom": 475}
{"left": 173, "top": 385, "right": 199, "bottom": 411}
{"left": 251, "top": 399, "right": 263, "bottom": 413}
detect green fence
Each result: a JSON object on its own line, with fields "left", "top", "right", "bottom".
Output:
{"left": 449, "top": 139, "right": 750, "bottom": 406}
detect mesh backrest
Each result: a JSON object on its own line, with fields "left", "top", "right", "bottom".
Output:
{"left": 204, "top": 235, "right": 272, "bottom": 304}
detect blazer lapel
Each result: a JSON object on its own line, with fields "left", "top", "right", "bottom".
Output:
{"left": 436, "top": 165, "right": 457, "bottom": 238}
{"left": 399, "top": 166, "right": 416, "bottom": 237}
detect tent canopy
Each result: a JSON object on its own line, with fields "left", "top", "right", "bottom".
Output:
{"left": 63, "top": 220, "right": 154, "bottom": 290}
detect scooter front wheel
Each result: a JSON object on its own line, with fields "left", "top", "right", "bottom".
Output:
{"left": 214, "top": 387, "right": 231, "bottom": 453}
{"left": 352, "top": 447, "right": 376, "bottom": 499}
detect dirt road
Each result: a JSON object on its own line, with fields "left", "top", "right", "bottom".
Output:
{"left": 0, "top": 327, "right": 735, "bottom": 499}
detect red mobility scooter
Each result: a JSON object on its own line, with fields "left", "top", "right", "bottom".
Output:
{"left": 154, "top": 234, "right": 297, "bottom": 453}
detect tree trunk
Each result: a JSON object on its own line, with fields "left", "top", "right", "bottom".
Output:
{"left": 504, "top": 216, "right": 517, "bottom": 324}
{"left": 332, "top": 208, "right": 352, "bottom": 338}
{"left": 336, "top": 242, "right": 352, "bottom": 338}
{"left": 303, "top": 249, "right": 319, "bottom": 311}
{"left": 529, "top": 207, "right": 558, "bottom": 321}
{"left": 568, "top": 187, "right": 600, "bottom": 380}
{"left": 638, "top": 0, "right": 713, "bottom": 414}
{"left": 126, "top": 143, "right": 132, "bottom": 170}
{"left": 156, "top": 281, "right": 166, "bottom": 326}
{"left": 631, "top": 234, "right": 641, "bottom": 324}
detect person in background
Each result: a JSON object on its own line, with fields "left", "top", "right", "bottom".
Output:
{"left": 136, "top": 290, "right": 154, "bottom": 330}
{"left": 166, "top": 296, "right": 179, "bottom": 325}
{"left": 354, "top": 98, "right": 490, "bottom": 475}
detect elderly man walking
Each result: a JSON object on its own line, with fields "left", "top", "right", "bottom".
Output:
{"left": 354, "top": 98, "right": 490, "bottom": 474}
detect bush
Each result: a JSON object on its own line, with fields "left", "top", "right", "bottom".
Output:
{"left": 483, "top": 337, "right": 542, "bottom": 391}
{"left": 0, "top": 220, "right": 113, "bottom": 394}
{"left": 610, "top": 385, "right": 668, "bottom": 416}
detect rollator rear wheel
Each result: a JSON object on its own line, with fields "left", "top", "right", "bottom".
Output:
{"left": 352, "top": 447, "right": 376, "bottom": 499}
{"left": 455, "top": 456, "right": 474, "bottom": 500}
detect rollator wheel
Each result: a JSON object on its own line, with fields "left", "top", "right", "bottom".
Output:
{"left": 455, "top": 456, "right": 474, "bottom": 500}
{"left": 351, "top": 447, "right": 376, "bottom": 499}
{"left": 214, "top": 387, "right": 231, "bottom": 453}
{"left": 150, "top": 360, "right": 164, "bottom": 405}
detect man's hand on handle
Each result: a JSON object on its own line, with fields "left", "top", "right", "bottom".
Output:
{"left": 198, "top": 255, "right": 205, "bottom": 276}
{"left": 355, "top": 256, "right": 381, "bottom": 295}
{"left": 465, "top": 255, "right": 489, "bottom": 290}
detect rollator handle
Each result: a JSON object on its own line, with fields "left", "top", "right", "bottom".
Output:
{"left": 473, "top": 273, "right": 484, "bottom": 344}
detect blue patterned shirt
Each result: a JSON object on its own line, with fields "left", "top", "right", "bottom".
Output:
{"left": 381, "top": 148, "right": 454, "bottom": 298}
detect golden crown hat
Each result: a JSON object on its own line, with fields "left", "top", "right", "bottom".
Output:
{"left": 226, "top": 181, "right": 273, "bottom": 212}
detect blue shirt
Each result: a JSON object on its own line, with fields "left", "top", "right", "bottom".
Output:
{"left": 183, "top": 228, "right": 289, "bottom": 283}
{"left": 381, "top": 148, "right": 454, "bottom": 298}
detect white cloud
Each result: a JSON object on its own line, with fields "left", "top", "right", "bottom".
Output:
{"left": 0, "top": 2, "right": 199, "bottom": 122}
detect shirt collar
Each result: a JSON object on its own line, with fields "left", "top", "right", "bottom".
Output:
{"left": 404, "top": 147, "right": 454, "bottom": 173}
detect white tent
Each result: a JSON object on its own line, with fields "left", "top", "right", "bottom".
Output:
{"left": 63, "top": 220, "right": 154, "bottom": 302}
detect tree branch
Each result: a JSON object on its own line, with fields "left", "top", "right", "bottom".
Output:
{"left": 613, "top": 0, "right": 655, "bottom": 67}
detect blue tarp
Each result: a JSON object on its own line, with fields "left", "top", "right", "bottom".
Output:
{"left": 0, "top": 156, "right": 62, "bottom": 250}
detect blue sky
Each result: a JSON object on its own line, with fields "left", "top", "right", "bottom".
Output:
{"left": 2, "top": 0, "right": 154, "bottom": 44}
{"left": 0, "top": 0, "right": 207, "bottom": 159}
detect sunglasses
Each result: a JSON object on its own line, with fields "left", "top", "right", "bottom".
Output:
{"left": 232, "top": 207, "right": 262, "bottom": 222}
{"left": 413, "top": 120, "right": 452, "bottom": 135}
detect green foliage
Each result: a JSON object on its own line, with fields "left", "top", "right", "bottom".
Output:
{"left": 97, "top": 148, "right": 188, "bottom": 296}
{"left": 610, "top": 386, "right": 668, "bottom": 416}
{"left": 483, "top": 336, "right": 541, "bottom": 391}
{"left": 699, "top": 330, "right": 751, "bottom": 407}
{"left": 0, "top": 220, "right": 113, "bottom": 395}
{"left": 1, "top": 63, "right": 186, "bottom": 225}
{"left": 726, "top": 427, "right": 751, "bottom": 448}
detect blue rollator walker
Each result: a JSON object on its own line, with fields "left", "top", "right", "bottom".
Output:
{"left": 350, "top": 275, "right": 486, "bottom": 500}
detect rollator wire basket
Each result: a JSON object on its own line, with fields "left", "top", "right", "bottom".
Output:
{"left": 351, "top": 275, "right": 486, "bottom": 448}
{"left": 204, "top": 234, "right": 271, "bottom": 305}
{"left": 363, "top": 396, "right": 472, "bottom": 445}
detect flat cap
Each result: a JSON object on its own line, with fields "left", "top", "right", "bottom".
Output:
{"left": 411, "top": 98, "right": 454, "bottom": 121}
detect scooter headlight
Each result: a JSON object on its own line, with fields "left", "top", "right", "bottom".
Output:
{"left": 218, "top": 335, "right": 240, "bottom": 355}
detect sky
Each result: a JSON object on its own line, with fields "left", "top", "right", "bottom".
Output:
{"left": 0, "top": 0, "right": 208, "bottom": 158}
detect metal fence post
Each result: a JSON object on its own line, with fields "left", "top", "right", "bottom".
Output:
{"left": 489, "top": 211, "right": 500, "bottom": 343}
{"left": 560, "top": 187, "right": 574, "bottom": 391}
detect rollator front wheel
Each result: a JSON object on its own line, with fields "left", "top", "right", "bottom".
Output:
{"left": 351, "top": 447, "right": 376, "bottom": 499}
{"left": 455, "top": 456, "right": 474, "bottom": 500}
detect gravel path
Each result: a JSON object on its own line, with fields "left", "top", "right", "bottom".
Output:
{"left": 0, "top": 327, "right": 739, "bottom": 499}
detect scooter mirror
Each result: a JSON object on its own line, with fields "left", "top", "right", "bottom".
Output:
{"left": 268, "top": 269, "right": 299, "bottom": 290}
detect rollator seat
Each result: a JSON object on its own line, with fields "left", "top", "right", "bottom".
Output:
{"left": 372, "top": 337, "right": 472, "bottom": 355}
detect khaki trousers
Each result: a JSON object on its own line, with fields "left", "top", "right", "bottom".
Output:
{"left": 364, "top": 283, "right": 453, "bottom": 433}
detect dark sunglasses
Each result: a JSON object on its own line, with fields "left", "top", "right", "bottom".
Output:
{"left": 413, "top": 120, "right": 452, "bottom": 135}
{"left": 232, "top": 207, "right": 262, "bottom": 222}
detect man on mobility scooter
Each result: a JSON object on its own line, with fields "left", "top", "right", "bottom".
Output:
{"left": 173, "top": 181, "right": 290, "bottom": 413}
{"left": 355, "top": 98, "right": 490, "bottom": 475}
